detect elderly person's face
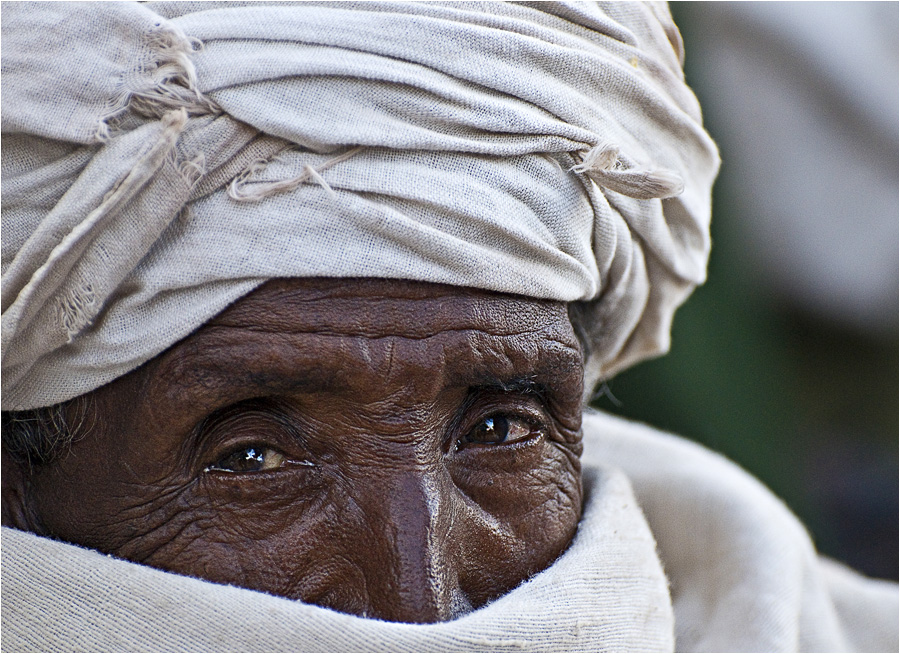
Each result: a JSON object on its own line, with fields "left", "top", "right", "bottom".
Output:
{"left": 4, "top": 278, "right": 584, "bottom": 623}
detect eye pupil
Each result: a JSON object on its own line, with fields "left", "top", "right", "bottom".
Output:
{"left": 209, "top": 446, "right": 285, "bottom": 473}
{"left": 460, "top": 414, "right": 543, "bottom": 449}
{"left": 472, "top": 416, "right": 509, "bottom": 443}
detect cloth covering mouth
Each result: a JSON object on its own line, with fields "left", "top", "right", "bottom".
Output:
{"left": 3, "top": 411, "right": 896, "bottom": 651}
{"left": 0, "top": 416, "right": 676, "bottom": 652}
{"left": 1, "top": 1, "right": 719, "bottom": 411}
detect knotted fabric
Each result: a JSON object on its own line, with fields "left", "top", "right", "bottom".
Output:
{"left": 1, "top": 1, "right": 719, "bottom": 410}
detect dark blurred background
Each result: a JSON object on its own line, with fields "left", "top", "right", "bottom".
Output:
{"left": 594, "top": 2, "right": 899, "bottom": 581}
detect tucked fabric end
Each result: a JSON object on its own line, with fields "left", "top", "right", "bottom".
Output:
{"left": 572, "top": 143, "right": 685, "bottom": 200}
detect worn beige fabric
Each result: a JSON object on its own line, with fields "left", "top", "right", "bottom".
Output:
{"left": 581, "top": 410, "right": 900, "bottom": 653}
{"left": 1, "top": 1, "right": 719, "bottom": 410}
{"left": 0, "top": 459, "right": 675, "bottom": 652}
{"left": 2, "top": 411, "right": 895, "bottom": 652}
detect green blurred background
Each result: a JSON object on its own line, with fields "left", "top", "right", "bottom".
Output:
{"left": 594, "top": 2, "right": 898, "bottom": 581}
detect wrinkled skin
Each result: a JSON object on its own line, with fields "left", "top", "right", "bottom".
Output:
{"left": 3, "top": 278, "right": 584, "bottom": 623}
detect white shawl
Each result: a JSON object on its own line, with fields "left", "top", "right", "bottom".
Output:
{"left": 2, "top": 411, "right": 896, "bottom": 652}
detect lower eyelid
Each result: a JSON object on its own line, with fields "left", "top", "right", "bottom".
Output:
{"left": 202, "top": 460, "right": 317, "bottom": 482}
{"left": 203, "top": 453, "right": 316, "bottom": 474}
{"left": 458, "top": 416, "right": 546, "bottom": 451}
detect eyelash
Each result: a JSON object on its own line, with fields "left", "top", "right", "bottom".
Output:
{"left": 456, "top": 413, "right": 545, "bottom": 450}
{"left": 194, "top": 400, "right": 306, "bottom": 474}
{"left": 451, "top": 389, "right": 550, "bottom": 450}
{"left": 198, "top": 390, "right": 552, "bottom": 474}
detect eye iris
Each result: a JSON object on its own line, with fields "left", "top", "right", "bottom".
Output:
{"left": 245, "top": 448, "right": 264, "bottom": 468}
{"left": 211, "top": 447, "right": 285, "bottom": 473}
{"left": 472, "top": 416, "right": 509, "bottom": 443}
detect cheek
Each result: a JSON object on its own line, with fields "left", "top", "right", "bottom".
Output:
{"left": 29, "top": 417, "right": 582, "bottom": 619}
{"left": 450, "top": 439, "right": 583, "bottom": 606}
{"left": 27, "top": 444, "right": 200, "bottom": 557}
{"left": 108, "top": 470, "right": 375, "bottom": 606}
{"left": 146, "top": 501, "right": 369, "bottom": 607}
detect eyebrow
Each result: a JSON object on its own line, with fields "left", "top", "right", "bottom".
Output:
{"left": 157, "top": 319, "right": 582, "bottom": 414}
{"left": 475, "top": 376, "right": 546, "bottom": 396}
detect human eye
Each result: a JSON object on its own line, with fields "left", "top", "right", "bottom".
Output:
{"left": 195, "top": 399, "right": 315, "bottom": 476}
{"left": 205, "top": 445, "right": 287, "bottom": 473}
{"left": 459, "top": 414, "right": 546, "bottom": 449}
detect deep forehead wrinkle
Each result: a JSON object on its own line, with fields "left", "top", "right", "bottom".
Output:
{"left": 158, "top": 319, "right": 581, "bottom": 401}
{"left": 147, "top": 279, "right": 582, "bottom": 412}
{"left": 207, "top": 279, "right": 572, "bottom": 341}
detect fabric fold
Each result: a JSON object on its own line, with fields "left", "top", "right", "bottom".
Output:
{"left": 0, "top": 458, "right": 674, "bottom": 653}
{"left": 2, "top": 1, "right": 719, "bottom": 410}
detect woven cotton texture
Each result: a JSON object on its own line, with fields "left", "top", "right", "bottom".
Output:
{"left": 3, "top": 412, "right": 896, "bottom": 652}
{"left": 0, "top": 455, "right": 675, "bottom": 652}
{"left": 1, "top": 1, "right": 719, "bottom": 411}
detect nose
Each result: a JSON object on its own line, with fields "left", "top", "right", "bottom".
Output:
{"left": 356, "top": 467, "right": 469, "bottom": 623}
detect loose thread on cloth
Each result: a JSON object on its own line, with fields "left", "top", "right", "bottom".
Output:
{"left": 25, "top": 109, "right": 190, "bottom": 345}
{"left": 52, "top": 109, "right": 189, "bottom": 341}
{"left": 56, "top": 283, "right": 96, "bottom": 341}
{"left": 572, "top": 142, "right": 684, "bottom": 200}
{"left": 97, "top": 24, "right": 219, "bottom": 142}
{"left": 175, "top": 152, "right": 207, "bottom": 190}
{"left": 228, "top": 146, "right": 365, "bottom": 202}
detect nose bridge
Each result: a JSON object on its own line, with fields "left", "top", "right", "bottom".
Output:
{"left": 361, "top": 458, "right": 464, "bottom": 623}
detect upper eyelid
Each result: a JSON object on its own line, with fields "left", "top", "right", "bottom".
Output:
{"left": 444, "top": 386, "right": 550, "bottom": 449}
{"left": 189, "top": 400, "right": 304, "bottom": 465}
{"left": 196, "top": 398, "right": 295, "bottom": 432}
{"left": 462, "top": 379, "right": 552, "bottom": 417}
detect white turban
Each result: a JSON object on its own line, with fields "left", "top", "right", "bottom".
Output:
{"left": 1, "top": 1, "right": 719, "bottom": 411}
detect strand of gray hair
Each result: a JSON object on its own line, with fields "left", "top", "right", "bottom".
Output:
{"left": 1, "top": 396, "right": 92, "bottom": 466}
